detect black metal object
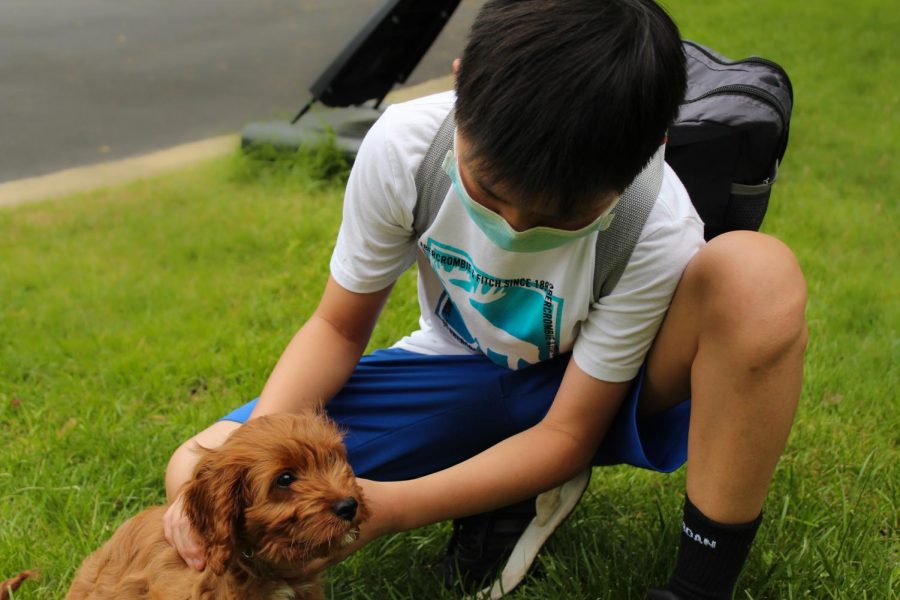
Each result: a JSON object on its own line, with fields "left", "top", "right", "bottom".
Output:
{"left": 243, "top": 0, "right": 462, "bottom": 154}
{"left": 311, "top": 0, "right": 461, "bottom": 108}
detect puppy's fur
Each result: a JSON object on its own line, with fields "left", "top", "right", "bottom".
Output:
{"left": 66, "top": 413, "right": 367, "bottom": 600}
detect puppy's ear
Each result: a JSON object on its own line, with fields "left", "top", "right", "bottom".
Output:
{"left": 181, "top": 449, "right": 248, "bottom": 575}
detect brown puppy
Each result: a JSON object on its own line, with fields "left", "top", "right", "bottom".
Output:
{"left": 66, "top": 413, "right": 367, "bottom": 600}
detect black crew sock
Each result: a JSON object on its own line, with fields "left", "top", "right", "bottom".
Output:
{"left": 665, "top": 495, "right": 762, "bottom": 600}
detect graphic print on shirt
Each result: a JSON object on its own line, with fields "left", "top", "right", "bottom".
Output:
{"left": 421, "top": 238, "right": 563, "bottom": 369}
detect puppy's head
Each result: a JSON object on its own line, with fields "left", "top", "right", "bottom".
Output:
{"left": 182, "top": 413, "right": 367, "bottom": 575}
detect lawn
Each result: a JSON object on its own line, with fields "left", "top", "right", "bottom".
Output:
{"left": 1, "top": 0, "right": 897, "bottom": 598}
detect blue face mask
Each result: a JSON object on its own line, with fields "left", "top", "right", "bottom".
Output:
{"left": 441, "top": 142, "right": 617, "bottom": 253}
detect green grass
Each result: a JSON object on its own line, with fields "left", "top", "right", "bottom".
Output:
{"left": 1, "top": 0, "right": 898, "bottom": 597}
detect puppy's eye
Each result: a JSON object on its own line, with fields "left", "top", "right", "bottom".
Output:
{"left": 275, "top": 472, "right": 296, "bottom": 488}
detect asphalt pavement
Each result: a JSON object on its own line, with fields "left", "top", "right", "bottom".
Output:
{"left": 0, "top": 0, "right": 482, "bottom": 184}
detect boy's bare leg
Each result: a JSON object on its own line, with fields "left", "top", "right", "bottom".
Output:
{"left": 641, "top": 230, "right": 807, "bottom": 522}
{"left": 639, "top": 230, "right": 807, "bottom": 597}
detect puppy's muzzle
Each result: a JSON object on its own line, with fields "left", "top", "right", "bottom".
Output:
{"left": 331, "top": 497, "right": 359, "bottom": 521}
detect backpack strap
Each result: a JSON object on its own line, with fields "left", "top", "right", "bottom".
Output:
{"left": 412, "top": 108, "right": 663, "bottom": 301}
{"left": 591, "top": 146, "right": 664, "bottom": 300}
{"left": 413, "top": 109, "right": 456, "bottom": 237}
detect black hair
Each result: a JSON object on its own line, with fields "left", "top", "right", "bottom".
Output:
{"left": 455, "top": 0, "right": 686, "bottom": 215}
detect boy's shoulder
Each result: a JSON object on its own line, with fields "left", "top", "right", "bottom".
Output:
{"left": 378, "top": 90, "right": 456, "bottom": 155}
{"left": 385, "top": 89, "right": 456, "bottom": 118}
{"left": 654, "top": 162, "right": 702, "bottom": 228}
{"left": 356, "top": 91, "right": 455, "bottom": 187}
{"left": 390, "top": 89, "right": 456, "bottom": 110}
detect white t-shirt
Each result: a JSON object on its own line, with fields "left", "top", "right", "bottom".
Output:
{"left": 330, "top": 92, "right": 705, "bottom": 383}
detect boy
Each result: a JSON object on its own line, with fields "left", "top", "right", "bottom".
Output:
{"left": 164, "top": 1, "right": 808, "bottom": 598}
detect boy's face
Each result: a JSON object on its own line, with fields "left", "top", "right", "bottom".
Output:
{"left": 454, "top": 131, "right": 620, "bottom": 233}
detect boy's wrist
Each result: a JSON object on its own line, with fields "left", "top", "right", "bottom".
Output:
{"left": 359, "top": 479, "right": 407, "bottom": 537}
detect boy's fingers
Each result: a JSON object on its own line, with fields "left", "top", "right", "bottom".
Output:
{"left": 163, "top": 498, "right": 206, "bottom": 570}
{"left": 302, "top": 557, "right": 330, "bottom": 574}
{"left": 175, "top": 524, "right": 206, "bottom": 570}
{"left": 163, "top": 503, "right": 176, "bottom": 537}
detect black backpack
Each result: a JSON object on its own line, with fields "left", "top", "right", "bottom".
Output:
{"left": 668, "top": 41, "right": 793, "bottom": 241}
{"left": 412, "top": 40, "right": 794, "bottom": 298}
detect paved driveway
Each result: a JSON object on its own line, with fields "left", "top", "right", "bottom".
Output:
{"left": 0, "top": 0, "right": 481, "bottom": 183}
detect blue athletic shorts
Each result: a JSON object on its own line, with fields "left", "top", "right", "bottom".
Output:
{"left": 220, "top": 348, "right": 691, "bottom": 481}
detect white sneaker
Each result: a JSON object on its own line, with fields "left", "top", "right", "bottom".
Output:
{"left": 473, "top": 468, "right": 592, "bottom": 599}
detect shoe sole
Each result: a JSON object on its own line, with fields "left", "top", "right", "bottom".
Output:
{"left": 470, "top": 468, "right": 592, "bottom": 600}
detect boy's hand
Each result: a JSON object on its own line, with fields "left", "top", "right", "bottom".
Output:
{"left": 163, "top": 493, "right": 207, "bottom": 571}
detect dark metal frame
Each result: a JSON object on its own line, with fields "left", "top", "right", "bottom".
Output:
{"left": 243, "top": 0, "right": 461, "bottom": 153}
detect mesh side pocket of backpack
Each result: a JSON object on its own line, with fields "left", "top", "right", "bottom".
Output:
{"left": 727, "top": 178, "right": 773, "bottom": 232}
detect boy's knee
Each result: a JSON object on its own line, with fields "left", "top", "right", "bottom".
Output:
{"left": 689, "top": 231, "right": 808, "bottom": 363}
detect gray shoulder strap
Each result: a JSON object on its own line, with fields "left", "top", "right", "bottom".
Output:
{"left": 413, "top": 109, "right": 456, "bottom": 237}
{"left": 413, "top": 108, "right": 663, "bottom": 302}
{"left": 591, "top": 146, "right": 665, "bottom": 300}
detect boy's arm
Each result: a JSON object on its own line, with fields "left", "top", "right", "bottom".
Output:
{"left": 351, "top": 357, "right": 630, "bottom": 544}
{"left": 249, "top": 275, "right": 393, "bottom": 418}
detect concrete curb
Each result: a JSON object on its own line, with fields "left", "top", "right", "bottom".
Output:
{"left": 0, "top": 135, "right": 239, "bottom": 209}
{"left": 0, "top": 74, "right": 454, "bottom": 210}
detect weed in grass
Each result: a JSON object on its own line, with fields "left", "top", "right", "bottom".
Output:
{"left": 231, "top": 133, "right": 351, "bottom": 190}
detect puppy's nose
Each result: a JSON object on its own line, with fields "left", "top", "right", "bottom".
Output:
{"left": 331, "top": 497, "right": 358, "bottom": 521}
